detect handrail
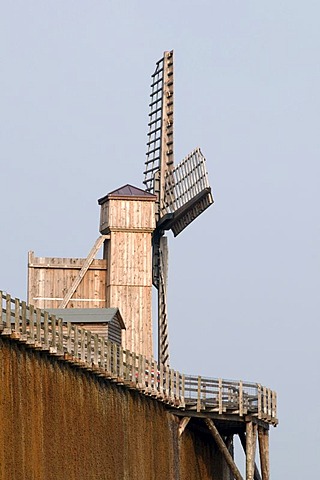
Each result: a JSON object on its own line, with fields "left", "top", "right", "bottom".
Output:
{"left": 0, "top": 291, "right": 278, "bottom": 425}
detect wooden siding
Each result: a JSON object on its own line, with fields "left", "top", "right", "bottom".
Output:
{"left": 98, "top": 194, "right": 155, "bottom": 358}
{"left": 106, "top": 284, "right": 153, "bottom": 357}
{"left": 103, "top": 225, "right": 153, "bottom": 357}
{"left": 100, "top": 197, "right": 156, "bottom": 233}
{"left": 108, "top": 318, "right": 122, "bottom": 345}
{"left": 28, "top": 252, "right": 107, "bottom": 310}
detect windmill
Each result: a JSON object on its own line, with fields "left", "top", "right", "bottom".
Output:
{"left": 143, "top": 51, "right": 214, "bottom": 366}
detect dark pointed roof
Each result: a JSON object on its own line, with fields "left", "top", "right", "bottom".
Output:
{"left": 98, "top": 184, "right": 156, "bottom": 205}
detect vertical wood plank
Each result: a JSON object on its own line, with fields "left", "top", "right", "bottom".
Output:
{"left": 263, "top": 386, "right": 267, "bottom": 417}
{"left": 74, "top": 327, "right": 79, "bottom": 360}
{"left": 257, "top": 384, "right": 262, "bottom": 419}
{"left": 36, "top": 308, "right": 41, "bottom": 344}
{"left": 67, "top": 322, "right": 72, "bottom": 353}
{"left": 218, "top": 378, "right": 223, "bottom": 414}
{"left": 14, "top": 298, "right": 20, "bottom": 333}
{"left": 43, "top": 311, "right": 49, "bottom": 348}
{"left": 119, "top": 345, "right": 123, "bottom": 379}
{"left": 165, "top": 365, "right": 169, "bottom": 399}
{"left": 239, "top": 380, "right": 243, "bottom": 416}
{"left": 80, "top": 329, "right": 85, "bottom": 362}
{"left": 57, "top": 318, "right": 63, "bottom": 354}
{"left": 21, "top": 301, "right": 27, "bottom": 338}
{"left": 29, "top": 304, "right": 34, "bottom": 342}
{"left": 159, "top": 361, "right": 164, "bottom": 396}
{"left": 51, "top": 314, "right": 56, "bottom": 350}
{"left": 5, "top": 294, "right": 12, "bottom": 333}
{"left": 87, "top": 331, "right": 92, "bottom": 365}
{"left": 100, "top": 337, "right": 105, "bottom": 370}
{"left": 93, "top": 334, "right": 98, "bottom": 366}
{"left": 112, "top": 342, "right": 117, "bottom": 376}
{"left": 267, "top": 389, "right": 271, "bottom": 418}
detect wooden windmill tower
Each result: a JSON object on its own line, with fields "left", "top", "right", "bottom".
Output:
{"left": 144, "top": 51, "right": 214, "bottom": 365}
{"left": 27, "top": 50, "right": 213, "bottom": 366}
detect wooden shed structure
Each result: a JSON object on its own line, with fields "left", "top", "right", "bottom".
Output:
{"left": 46, "top": 308, "right": 125, "bottom": 346}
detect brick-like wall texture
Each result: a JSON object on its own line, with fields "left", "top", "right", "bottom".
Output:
{"left": 0, "top": 337, "right": 229, "bottom": 480}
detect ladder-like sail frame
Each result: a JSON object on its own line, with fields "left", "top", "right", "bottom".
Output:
{"left": 144, "top": 51, "right": 213, "bottom": 367}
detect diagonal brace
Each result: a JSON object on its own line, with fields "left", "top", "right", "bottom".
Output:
{"left": 59, "top": 235, "right": 109, "bottom": 308}
{"left": 204, "top": 418, "right": 244, "bottom": 480}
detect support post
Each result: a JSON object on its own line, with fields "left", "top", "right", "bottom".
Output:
{"left": 245, "top": 421, "right": 258, "bottom": 480}
{"left": 258, "top": 426, "right": 270, "bottom": 480}
{"left": 239, "top": 431, "right": 262, "bottom": 480}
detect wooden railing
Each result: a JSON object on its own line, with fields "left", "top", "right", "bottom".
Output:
{"left": 0, "top": 292, "right": 278, "bottom": 425}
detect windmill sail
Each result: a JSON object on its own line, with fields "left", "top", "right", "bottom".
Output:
{"left": 144, "top": 51, "right": 174, "bottom": 221}
{"left": 144, "top": 51, "right": 214, "bottom": 367}
{"left": 162, "top": 148, "right": 213, "bottom": 236}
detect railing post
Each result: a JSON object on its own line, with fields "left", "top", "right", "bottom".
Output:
{"left": 174, "top": 370, "right": 179, "bottom": 400}
{"left": 257, "top": 383, "right": 262, "bottom": 420}
{"left": 118, "top": 345, "right": 124, "bottom": 379}
{"left": 153, "top": 360, "right": 158, "bottom": 395}
{"left": 218, "top": 378, "right": 223, "bottom": 414}
{"left": 170, "top": 369, "right": 175, "bottom": 403}
{"left": 93, "top": 334, "right": 98, "bottom": 366}
{"left": 87, "top": 331, "right": 92, "bottom": 365}
{"left": 29, "top": 304, "right": 34, "bottom": 342}
{"left": 146, "top": 358, "right": 151, "bottom": 391}
{"left": 51, "top": 314, "right": 56, "bottom": 352}
{"left": 197, "top": 376, "right": 201, "bottom": 412}
{"left": 5, "top": 294, "right": 12, "bottom": 334}
{"left": 36, "top": 308, "right": 41, "bottom": 344}
{"left": 159, "top": 362, "right": 164, "bottom": 396}
{"left": 123, "top": 349, "right": 129, "bottom": 381}
{"left": 239, "top": 380, "right": 243, "bottom": 417}
{"left": 57, "top": 318, "right": 63, "bottom": 355}
{"left": 137, "top": 355, "right": 143, "bottom": 388}
{"left": 21, "top": 301, "right": 27, "bottom": 339}
{"left": 74, "top": 327, "right": 79, "bottom": 360}
{"left": 116, "top": 344, "right": 120, "bottom": 377}
{"left": 112, "top": 342, "right": 117, "bottom": 376}
{"left": 14, "top": 298, "right": 20, "bottom": 333}
{"left": 66, "top": 322, "right": 72, "bottom": 354}
{"left": 165, "top": 365, "right": 169, "bottom": 399}
{"left": 99, "top": 337, "right": 105, "bottom": 370}
{"left": 80, "top": 329, "right": 85, "bottom": 362}
{"left": 263, "top": 386, "right": 267, "bottom": 418}
{"left": 106, "top": 342, "right": 112, "bottom": 374}
{"left": 43, "top": 311, "right": 49, "bottom": 349}
{"left": 272, "top": 391, "right": 277, "bottom": 422}
{"left": 180, "top": 374, "right": 185, "bottom": 408}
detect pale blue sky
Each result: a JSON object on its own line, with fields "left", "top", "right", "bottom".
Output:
{"left": 1, "top": 1, "right": 319, "bottom": 478}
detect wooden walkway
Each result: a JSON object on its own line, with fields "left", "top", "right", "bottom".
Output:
{"left": 0, "top": 292, "right": 277, "bottom": 427}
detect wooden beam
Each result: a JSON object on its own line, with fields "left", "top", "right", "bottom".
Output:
{"left": 204, "top": 418, "right": 244, "bottom": 480}
{"left": 246, "top": 421, "right": 258, "bottom": 480}
{"left": 178, "top": 417, "right": 191, "bottom": 437}
{"left": 239, "top": 432, "right": 262, "bottom": 480}
{"left": 258, "top": 426, "right": 270, "bottom": 480}
{"left": 59, "top": 236, "right": 109, "bottom": 308}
